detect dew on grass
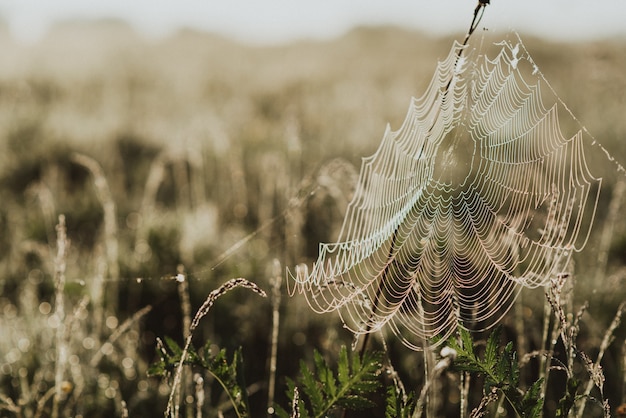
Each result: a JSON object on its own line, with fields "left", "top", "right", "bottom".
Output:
{"left": 105, "top": 316, "right": 118, "bottom": 329}
{"left": 28, "top": 269, "right": 44, "bottom": 284}
{"left": 122, "top": 357, "right": 134, "bottom": 369}
{"left": 124, "top": 368, "right": 137, "bottom": 380}
{"left": 82, "top": 337, "right": 95, "bottom": 350}
{"left": 122, "top": 357, "right": 137, "bottom": 379}
{"left": 6, "top": 349, "right": 21, "bottom": 363}
{"left": 47, "top": 313, "right": 61, "bottom": 328}
{"left": 104, "top": 387, "right": 116, "bottom": 399}
{"left": 39, "top": 301, "right": 52, "bottom": 315}
{"left": 158, "top": 382, "right": 170, "bottom": 396}
{"left": 101, "top": 342, "right": 114, "bottom": 356}
{"left": 18, "top": 338, "right": 30, "bottom": 352}
{"left": 1, "top": 364, "right": 12, "bottom": 375}
{"left": 97, "top": 374, "right": 110, "bottom": 389}
{"left": 137, "top": 380, "right": 149, "bottom": 392}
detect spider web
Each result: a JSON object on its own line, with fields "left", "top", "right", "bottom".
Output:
{"left": 292, "top": 35, "right": 602, "bottom": 350}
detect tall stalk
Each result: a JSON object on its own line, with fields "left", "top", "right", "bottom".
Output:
{"left": 267, "top": 259, "right": 283, "bottom": 415}
{"left": 52, "top": 215, "right": 68, "bottom": 418}
{"left": 358, "top": 0, "right": 490, "bottom": 359}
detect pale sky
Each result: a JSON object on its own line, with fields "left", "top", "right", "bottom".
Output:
{"left": 1, "top": 0, "right": 625, "bottom": 44}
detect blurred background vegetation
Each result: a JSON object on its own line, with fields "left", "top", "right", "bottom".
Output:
{"left": 0, "top": 19, "right": 625, "bottom": 417}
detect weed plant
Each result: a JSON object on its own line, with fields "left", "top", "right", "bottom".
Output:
{"left": 0, "top": 22, "right": 625, "bottom": 417}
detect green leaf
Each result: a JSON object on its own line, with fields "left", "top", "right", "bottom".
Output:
{"left": 520, "top": 377, "right": 545, "bottom": 418}
{"left": 300, "top": 358, "right": 324, "bottom": 412}
{"left": 147, "top": 361, "right": 167, "bottom": 377}
{"left": 147, "top": 337, "right": 188, "bottom": 377}
{"left": 207, "top": 347, "right": 250, "bottom": 417}
{"left": 287, "top": 346, "right": 382, "bottom": 417}
{"left": 315, "top": 350, "right": 337, "bottom": 398}
{"left": 484, "top": 326, "right": 501, "bottom": 368}
{"left": 337, "top": 345, "right": 350, "bottom": 387}
{"left": 448, "top": 327, "right": 544, "bottom": 418}
{"left": 164, "top": 336, "right": 183, "bottom": 356}
{"left": 460, "top": 328, "right": 476, "bottom": 361}
{"left": 385, "top": 385, "right": 415, "bottom": 418}
{"left": 149, "top": 338, "right": 250, "bottom": 417}
{"left": 505, "top": 342, "right": 519, "bottom": 387}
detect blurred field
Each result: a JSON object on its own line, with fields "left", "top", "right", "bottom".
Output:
{"left": 1, "top": 19, "right": 625, "bottom": 417}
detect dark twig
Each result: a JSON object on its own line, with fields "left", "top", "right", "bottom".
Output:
{"left": 345, "top": 5, "right": 490, "bottom": 417}
{"left": 351, "top": 5, "right": 489, "bottom": 415}
{"left": 357, "top": 0, "right": 490, "bottom": 359}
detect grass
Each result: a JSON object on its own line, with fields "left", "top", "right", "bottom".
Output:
{"left": 0, "top": 20, "right": 626, "bottom": 417}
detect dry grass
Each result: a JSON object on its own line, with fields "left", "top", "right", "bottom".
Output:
{"left": 0, "top": 20, "right": 625, "bottom": 417}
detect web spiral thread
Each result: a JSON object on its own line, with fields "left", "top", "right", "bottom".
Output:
{"left": 293, "top": 37, "right": 601, "bottom": 350}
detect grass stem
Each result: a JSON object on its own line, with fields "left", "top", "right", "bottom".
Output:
{"left": 267, "top": 259, "right": 283, "bottom": 416}
{"left": 52, "top": 215, "right": 68, "bottom": 418}
{"left": 165, "top": 278, "right": 266, "bottom": 417}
